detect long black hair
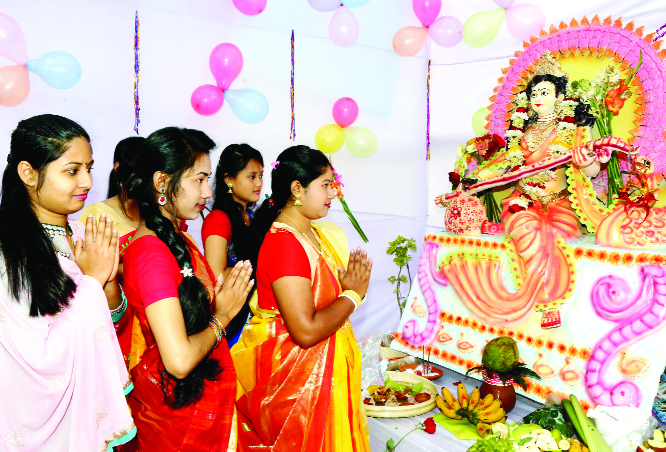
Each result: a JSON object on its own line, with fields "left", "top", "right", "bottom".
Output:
{"left": 0, "top": 114, "right": 88, "bottom": 316}
{"left": 106, "top": 137, "right": 144, "bottom": 217}
{"left": 210, "top": 143, "right": 263, "bottom": 265}
{"left": 251, "top": 145, "right": 330, "bottom": 252}
{"left": 524, "top": 74, "right": 595, "bottom": 128}
{"left": 126, "top": 127, "right": 219, "bottom": 409}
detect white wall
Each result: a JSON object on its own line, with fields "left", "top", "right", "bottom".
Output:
{"left": 0, "top": 0, "right": 427, "bottom": 338}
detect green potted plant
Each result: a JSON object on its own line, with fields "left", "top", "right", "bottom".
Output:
{"left": 386, "top": 236, "right": 417, "bottom": 316}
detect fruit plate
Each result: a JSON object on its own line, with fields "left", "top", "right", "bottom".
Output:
{"left": 365, "top": 371, "right": 438, "bottom": 418}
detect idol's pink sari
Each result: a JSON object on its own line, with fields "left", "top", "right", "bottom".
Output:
{"left": 0, "top": 219, "right": 135, "bottom": 451}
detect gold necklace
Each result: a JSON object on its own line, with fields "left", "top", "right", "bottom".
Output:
{"left": 280, "top": 211, "right": 339, "bottom": 275}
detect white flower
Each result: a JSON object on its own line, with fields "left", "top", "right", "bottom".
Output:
{"left": 180, "top": 266, "right": 195, "bottom": 278}
{"left": 548, "top": 144, "right": 569, "bottom": 156}
{"left": 512, "top": 118, "right": 525, "bottom": 129}
{"left": 505, "top": 149, "right": 525, "bottom": 167}
{"left": 466, "top": 144, "right": 476, "bottom": 154}
{"left": 509, "top": 197, "right": 530, "bottom": 208}
{"left": 457, "top": 144, "right": 465, "bottom": 157}
{"left": 505, "top": 130, "right": 524, "bottom": 139}
{"left": 512, "top": 112, "right": 529, "bottom": 121}
{"left": 558, "top": 122, "right": 576, "bottom": 130}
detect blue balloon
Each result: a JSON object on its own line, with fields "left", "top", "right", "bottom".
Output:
{"left": 26, "top": 51, "right": 81, "bottom": 89}
{"left": 224, "top": 88, "right": 269, "bottom": 124}
{"left": 342, "top": 0, "right": 370, "bottom": 7}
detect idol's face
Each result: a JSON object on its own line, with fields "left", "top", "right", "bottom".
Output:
{"left": 530, "top": 81, "right": 559, "bottom": 117}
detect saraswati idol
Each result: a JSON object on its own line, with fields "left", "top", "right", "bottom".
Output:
{"left": 436, "top": 52, "right": 640, "bottom": 329}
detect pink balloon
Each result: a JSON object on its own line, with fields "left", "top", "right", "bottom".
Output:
{"left": 392, "top": 26, "right": 428, "bottom": 57}
{"left": 0, "top": 13, "right": 28, "bottom": 65}
{"left": 428, "top": 16, "right": 463, "bottom": 47}
{"left": 191, "top": 84, "right": 224, "bottom": 116}
{"left": 209, "top": 43, "right": 243, "bottom": 91}
{"left": 232, "top": 0, "right": 267, "bottom": 15}
{"left": 505, "top": 3, "right": 545, "bottom": 41}
{"left": 329, "top": 6, "right": 359, "bottom": 47}
{"left": 494, "top": 0, "right": 516, "bottom": 7}
{"left": 0, "top": 65, "right": 30, "bottom": 107}
{"left": 332, "top": 97, "right": 358, "bottom": 128}
{"left": 412, "top": 0, "right": 442, "bottom": 28}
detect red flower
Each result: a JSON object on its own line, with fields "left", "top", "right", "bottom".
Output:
{"left": 449, "top": 172, "right": 461, "bottom": 187}
{"left": 606, "top": 83, "right": 630, "bottom": 115}
{"left": 423, "top": 417, "right": 436, "bottom": 434}
{"left": 563, "top": 116, "right": 576, "bottom": 123}
{"left": 508, "top": 203, "right": 526, "bottom": 213}
{"left": 515, "top": 107, "right": 527, "bottom": 113}
{"left": 475, "top": 140, "right": 489, "bottom": 155}
{"left": 492, "top": 134, "right": 506, "bottom": 148}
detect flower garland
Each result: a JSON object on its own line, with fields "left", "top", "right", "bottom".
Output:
{"left": 503, "top": 90, "right": 580, "bottom": 213}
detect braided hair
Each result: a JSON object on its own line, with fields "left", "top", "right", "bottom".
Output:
{"left": 250, "top": 145, "right": 330, "bottom": 253}
{"left": 126, "top": 127, "right": 219, "bottom": 408}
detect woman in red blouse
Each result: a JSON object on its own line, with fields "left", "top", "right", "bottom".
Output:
{"left": 202, "top": 144, "right": 263, "bottom": 346}
{"left": 232, "top": 145, "right": 372, "bottom": 451}
{"left": 121, "top": 127, "right": 253, "bottom": 451}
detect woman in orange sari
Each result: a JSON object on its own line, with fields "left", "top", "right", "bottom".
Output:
{"left": 232, "top": 145, "right": 372, "bottom": 451}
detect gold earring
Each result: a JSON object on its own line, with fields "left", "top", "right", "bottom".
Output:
{"left": 554, "top": 99, "right": 563, "bottom": 117}
{"left": 294, "top": 194, "right": 303, "bottom": 206}
{"left": 227, "top": 183, "right": 233, "bottom": 194}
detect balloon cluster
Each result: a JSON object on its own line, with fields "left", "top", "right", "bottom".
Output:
{"left": 392, "top": 0, "right": 545, "bottom": 56}
{"left": 232, "top": 0, "right": 266, "bottom": 16}
{"left": 308, "top": 0, "right": 370, "bottom": 47}
{"left": 0, "top": 13, "right": 82, "bottom": 107}
{"left": 315, "top": 97, "right": 377, "bottom": 157}
{"left": 191, "top": 43, "right": 269, "bottom": 124}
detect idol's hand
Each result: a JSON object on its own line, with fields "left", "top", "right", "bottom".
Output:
{"left": 213, "top": 260, "right": 254, "bottom": 327}
{"left": 74, "top": 214, "right": 119, "bottom": 288}
{"left": 338, "top": 247, "right": 373, "bottom": 299}
{"left": 573, "top": 143, "right": 596, "bottom": 167}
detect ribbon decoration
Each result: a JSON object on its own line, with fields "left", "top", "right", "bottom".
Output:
{"left": 133, "top": 11, "right": 140, "bottom": 134}
{"left": 426, "top": 59, "right": 431, "bottom": 160}
{"left": 290, "top": 30, "right": 296, "bottom": 141}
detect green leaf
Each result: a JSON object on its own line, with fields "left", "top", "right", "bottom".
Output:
{"left": 386, "top": 438, "right": 395, "bottom": 451}
{"left": 518, "top": 437, "right": 532, "bottom": 446}
{"left": 410, "top": 382, "right": 424, "bottom": 397}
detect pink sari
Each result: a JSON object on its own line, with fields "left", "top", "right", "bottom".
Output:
{"left": 0, "top": 219, "right": 135, "bottom": 451}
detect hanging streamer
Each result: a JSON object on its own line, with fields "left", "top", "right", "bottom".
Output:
{"left": 426, "top": 59, "right": 431, "bottom": 160}
{"left": 290, "top": 30, "right": 296, "bottom": 141}
{"left": 133, "top": 11, "right": 140, "bottom": 134}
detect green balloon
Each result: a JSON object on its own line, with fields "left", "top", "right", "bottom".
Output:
{"left": 472, "top": 107, "right": 490, "bottom": 136}
{"left": 462, "top": 8, "right": 505, "bottom": 48}
{"left": 344, "top": 126, "right": 377, "bottom": 158}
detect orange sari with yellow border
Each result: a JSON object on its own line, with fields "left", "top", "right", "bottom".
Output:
{"left": 231, "top": 222, "right": 370, "bottom": 452}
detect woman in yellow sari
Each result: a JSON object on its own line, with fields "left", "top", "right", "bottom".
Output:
{"left": 231, "top": 145, "right": 372, "bottom": 451}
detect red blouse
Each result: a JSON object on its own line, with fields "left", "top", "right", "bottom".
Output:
{"left": 256, "top": 230, "right": 311, "bottom": 310}
{"left": 201, "top": 210, "right": 232, "bottom": 243}
{"left": 123, "top": 235, "right": 183, "bottom": 309}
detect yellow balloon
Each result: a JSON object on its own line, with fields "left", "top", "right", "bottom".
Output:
{"left": 472, "top": 107, "right": 490, "bottom": 136}
{"left": 462, "top": 8, "right": 505, "bottom": 48}
{"left": 315, "top": 124, "right": 345, "bottom": 154}
{"left": 344, "top": 126, "right": 377, "bottom": 158}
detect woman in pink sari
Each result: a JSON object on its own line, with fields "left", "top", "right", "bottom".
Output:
{"left": 0, "top": 114, "right": 135, "bottom": 451}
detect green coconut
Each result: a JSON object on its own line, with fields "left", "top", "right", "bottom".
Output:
{"left": 482, "top": 337, "right": 519, "bottom": 372}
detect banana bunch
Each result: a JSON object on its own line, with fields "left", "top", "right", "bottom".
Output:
{"left": 436, "top": 383, "right": 506, "bottom": 435}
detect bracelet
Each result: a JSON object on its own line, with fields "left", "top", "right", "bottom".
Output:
{"left": 341, "top": 289, "right": 363, "bottom": 312}
{"left": 208, "top": 316, "right": 226, "bottom": 349}
{"left": 110, "top": 287, "right": 128, "bottom": 324}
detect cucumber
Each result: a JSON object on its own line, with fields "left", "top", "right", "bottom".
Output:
{"left": 570, "top": 395, "right": 612, "bottom": 452}
{"left": 562, "top": 399, "right": 586, "bottom": 444}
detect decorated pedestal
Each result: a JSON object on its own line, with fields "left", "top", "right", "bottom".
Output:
{"left": 393, "top": 15, "right": 666, "bottom": 412}
{"left": 392, "top": 232, "right": 666, "bottom": 410}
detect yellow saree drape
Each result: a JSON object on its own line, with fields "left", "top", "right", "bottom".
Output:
{"left": 231, "top": 221, "right": 370, "bottom": 452}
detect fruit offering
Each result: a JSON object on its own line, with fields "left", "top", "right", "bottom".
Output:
{"left": 561, "top": 394, "right": 611, "bottom": 452}
{"left": 466, "top": 423, "right": 589, "bottom": 452}
{"left": 436, "top": 383, "right": 506, "bottom": 437}
{"left": 638, "top": 428, "right": 666, "bottom": 452}
{"left": 467, "top": 435, "right": 515, "bottom": 452}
